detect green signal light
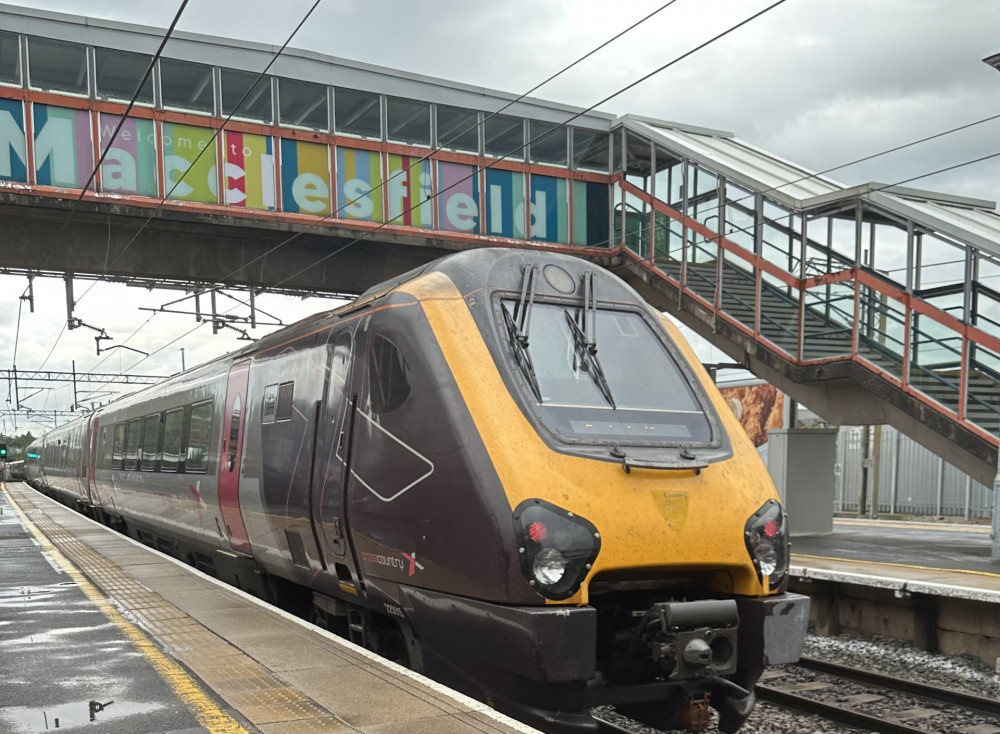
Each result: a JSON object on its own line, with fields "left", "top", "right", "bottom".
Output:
{"left": 27, "top": 452, "right": 40, "bottom": 459}
{"left": 0, "top": 444, "right": 7, "bottom": 457}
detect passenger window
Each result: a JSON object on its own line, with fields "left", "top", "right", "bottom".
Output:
{"left": 276, "top": 382, "right": 294, "bottom": 421}
{"left": 261, "top": 384, "right": 278, "bottom": 424}
{"left": 161, "top": 407, "right": 184, "bottom": 472}
{"left": 369, "top": 335, "right": 410, "bottom": 414}
{"left": 186, "top": 401, "right": 213, "bottom": 473}
{"left": 140, "top": 413, "right": 161, "bottom": 471}
{"left": 112, "top": 422, "right": 126, "bottom": 470}
{"left": 124, "top": 418, "right": 142, "bottom": 470}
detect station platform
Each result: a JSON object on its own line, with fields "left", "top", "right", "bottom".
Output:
{"left": 790, "top": 518, "right": 999, "bottom": 601}
{"left": 0, "top": 482, "right": 538, "bottom": 734}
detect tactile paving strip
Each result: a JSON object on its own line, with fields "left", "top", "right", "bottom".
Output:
{"left": 14, "top": 498, "right": 355, "bottom": 733}
{"left": 7, "top": 487, "right": 533, "bottom": 734}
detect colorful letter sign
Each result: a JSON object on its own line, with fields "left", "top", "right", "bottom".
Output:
{"left": 0, "top": 91, "right": 616, "bottom": 249}
{"left": 34, "top": 104, "right": 94, "bottom": 189}
{"left": 0, "top": 98, "right": 27, "bottom": 183}
{"left": 485, "top": 169, "right": 525, "bottom": 239}
{"left": 386, "top": 154, "right": 432, "bottom": 228}
{"left": 161, "top": 122, "right": 217, "bottom": 204}
{"left": 336, "top": 147, "right": 382, "bottom": 222}
{"left": 99, "top": 113, "right": 157, "bottom": 197}
{"left": 529, "top": 175, "right": 569, "bottom": 244}
{"left": 437, "top": 161, "right": 479, "bottom": 234}
{"left": 281, "top": 138, "right": 330, "bottom": 215}
{"left": 226, "top": 131, "right": 275, "bottom": 210}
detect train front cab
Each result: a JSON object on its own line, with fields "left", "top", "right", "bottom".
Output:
{"left": 377, "top": 252, "right": 810, "bottom": 733}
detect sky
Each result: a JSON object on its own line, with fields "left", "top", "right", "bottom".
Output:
{"left": 1, "top": 0, "right": 998, "bottom": 436}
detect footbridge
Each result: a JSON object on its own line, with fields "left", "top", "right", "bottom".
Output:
{"left": 0, "top": 6, "right": 997, "bottom": 491}
{"left": 609, "top": 118, "right": 999, "bottom": 489}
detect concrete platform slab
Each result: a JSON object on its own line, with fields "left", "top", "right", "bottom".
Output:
{"left": 1, "top": 483, "right": 539, "bottom": 734}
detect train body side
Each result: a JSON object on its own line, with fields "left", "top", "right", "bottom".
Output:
{"left": 21, "top": 248, "right": 807, "bottom": 734}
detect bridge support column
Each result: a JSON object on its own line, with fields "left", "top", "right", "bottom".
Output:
{"left": 767, "top": 428, "right": 838, "bottom": 536}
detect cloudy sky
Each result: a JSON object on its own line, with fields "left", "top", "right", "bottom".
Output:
{"left": 1, "top": 0, "right": 998, "bottom": 435}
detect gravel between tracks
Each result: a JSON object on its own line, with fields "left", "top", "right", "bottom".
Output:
{"left": 597, "top": 630, "right": 1000, "bottom": 733}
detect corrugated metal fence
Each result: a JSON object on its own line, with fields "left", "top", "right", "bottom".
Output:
{"left": 835, "top": 425, "right": 993, "bottom": 519}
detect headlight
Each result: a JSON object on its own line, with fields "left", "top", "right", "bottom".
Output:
{"left": 532, "top": 548, "right": 567, "bottom": 585}
{"left": 744, "top": 499, "right": 788, "bottom": 592}
{"left": 513, "top": 499, "right": 601, "bottom": 600}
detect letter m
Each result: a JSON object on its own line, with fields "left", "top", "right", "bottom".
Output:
{"left": 0, "top": 107, "right": 28, "bottom": 181}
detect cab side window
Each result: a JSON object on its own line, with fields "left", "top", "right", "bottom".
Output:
{"left": 369, "top": 335, "right": 410, "bottom": 414}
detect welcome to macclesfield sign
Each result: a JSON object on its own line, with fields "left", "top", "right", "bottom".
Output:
{"left": 0, "top": 97, "right": 611, "bottom": 247}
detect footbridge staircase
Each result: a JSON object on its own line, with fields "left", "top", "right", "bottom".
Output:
{"left": 604, "top": 118, "right": 1000, "bottom": 490}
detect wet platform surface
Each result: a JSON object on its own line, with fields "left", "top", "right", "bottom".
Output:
{"left": 0, "top": 488, "right": 220, "bottom": 734}
{"left": 791, "top": 518, "right": 1000, "bottom": 598}
{"left": 0, "top": 483, "right": 537, "bottom": 734}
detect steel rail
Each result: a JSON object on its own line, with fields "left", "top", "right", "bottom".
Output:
{"left": 756, "top": 683, "right": 930, "bottom": 734}
{"left": 796, "top": 656, "right": 1000, "bottom": 718}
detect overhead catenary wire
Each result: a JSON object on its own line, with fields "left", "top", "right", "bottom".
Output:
{"left": 73, "top": 0, "right": 325, "bottom": 308}
{"left": 114, "top": 149, "right": 1000, "bottom": 382}
{"left": 601, "top": 151, "right": 1000, "bottom": 264}
{"left": 214, "top": 0, "right": 793, "bottom": 295}
{"left": 82, "top": 0, "right": 684, "bottom": 297}
{"left": 34, "top": 0, "right": 694, "bottom": 386}
{"left": 36, "top": 0, "right": 191, "bottom": 273}
{"left": 31, "top": 0, "right": 191, "bottom": 372}
{"left": 29, "top": 0, "right": 325, "bottom": 382}
{"left": 14, "top": 1, "right": 993, "bottom": 420}
{"left": 95, "top": 0, "right": 793, "bottom": 384}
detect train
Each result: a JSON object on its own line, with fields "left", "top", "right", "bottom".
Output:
{"left": 25, "top": 248, "right": 809, "bottom": 733}
{"left": 2, "top": 459, "right": 25, "bottom": 482}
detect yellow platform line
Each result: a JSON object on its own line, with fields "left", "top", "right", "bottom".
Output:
{"left": 1, "top": 483, "right": 249, "bottom": 734}
{"left": 793, "top": 552, "right": 1000, "bottom": 580}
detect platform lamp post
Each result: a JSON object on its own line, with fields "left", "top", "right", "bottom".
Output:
{"left": 986, "top": 53, "right": 1000, "bottom": 562}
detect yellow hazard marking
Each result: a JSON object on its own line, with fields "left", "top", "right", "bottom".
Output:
{"left": 794, "top": 553, "right": 1000, "bottom": 580}
{"left": 1, "top": 484, "right": 249, "bottom": 734}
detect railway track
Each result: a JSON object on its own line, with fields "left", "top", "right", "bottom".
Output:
{"left": 757, "top": 655, "right": 1000, "bottom": 734}
{"left": 593, "top": 656, "right": 1000, "bottom": 734}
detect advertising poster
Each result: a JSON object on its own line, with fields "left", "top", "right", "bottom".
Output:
{"left": 719, "top": 383, "right": 786, "bottom": 460}
{"left": 437, "top": 161, "right": 479, "bottom": 234}
{"left": 529, "top": 174, "right": 569, "bottom": 244}
{"left": 335, "top": 146, "right": 381, "bottom": 222}
{"left": 33, "top": 104, "right": 94, "bottom": 189}
{"left": 225, "top": 131, "right": 275, "bottom": 210}
{"left": 485, "top": 169, "right": 525, "bottom": 239}
{"left": 161, "top": 122, "right": 218, "bottom": 204}
{"left": 281, "top": 138, "right": 331, "bottom": 216}
{"left": 0, "top": 97, "right": 27, "bottom": 183}
{"left": 99, "top": 113, "right": 157, "bottom": 197}
{"left": 386, "top": 153, "right": 432, "bottom": 228}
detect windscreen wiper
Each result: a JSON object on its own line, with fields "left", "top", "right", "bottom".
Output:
{"left": 503, "top": 265, "right": 542, "bottom": 402}
{"left": 564, "top": 274, "right": 616, "bottom": 409}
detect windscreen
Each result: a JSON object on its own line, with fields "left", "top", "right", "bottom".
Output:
{"left": 502, "top": 301, "right": 713, "bottom": 445}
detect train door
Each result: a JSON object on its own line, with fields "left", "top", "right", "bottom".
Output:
{"left": 219, "top": 359, "right": 252, "bottom": 554}
{"left": 313, "top": 329, "right": 355, "bottom": 559}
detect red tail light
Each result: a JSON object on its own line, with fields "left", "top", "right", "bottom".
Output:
{"left": 528, "top": 522, "right": 548, "bottom": 542}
